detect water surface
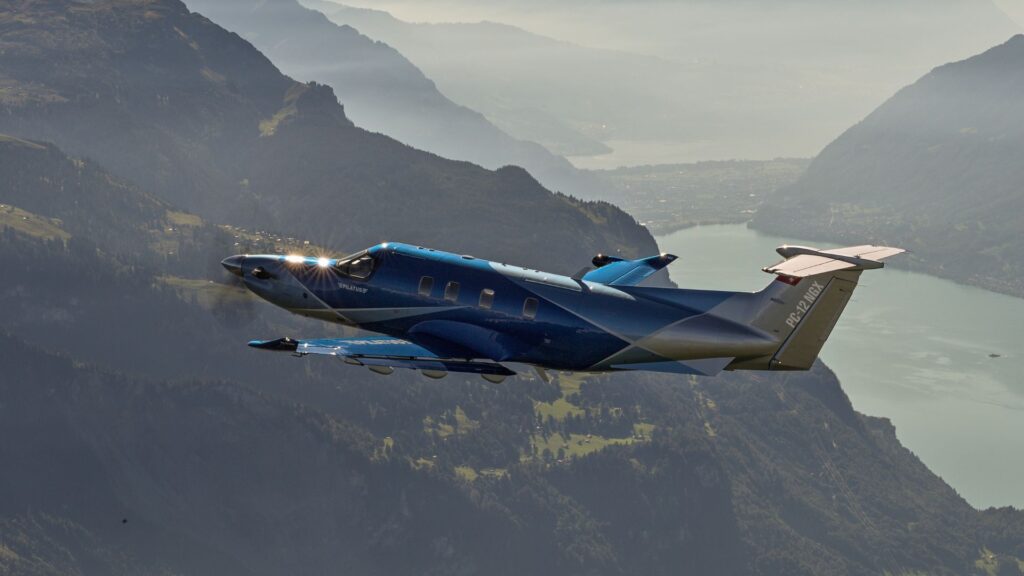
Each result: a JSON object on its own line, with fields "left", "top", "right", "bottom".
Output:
{"left": 657, "top": 224, "right": 1024, "bottom": 509}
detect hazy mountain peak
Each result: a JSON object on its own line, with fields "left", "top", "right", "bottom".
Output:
{"left": 185, "top": 0, "right": 611, "bottom": 197}
{"left": 0, "top": 0, "right": 658, "bottom": 272}
{"left": 3, "top": 2, "right": 1024, "bottom": 573}
{"left": 754, "top": 34, "right": 1024, "bottom": 297}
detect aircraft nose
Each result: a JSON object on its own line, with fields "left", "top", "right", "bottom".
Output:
{"left": 221, "top": 255, "right": 245, "bottom": 277}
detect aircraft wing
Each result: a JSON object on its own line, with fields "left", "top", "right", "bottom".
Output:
{"left": 582, "top": 253, "right": 677, "bottom": 286}
{"left": 248, "top": 336, "right": 516, "bottom": 377}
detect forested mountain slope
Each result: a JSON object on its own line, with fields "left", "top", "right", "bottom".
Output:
{"left": 0, "top": 136, "right": 1022, "bottom": 575}
{"left": 0, "top": 2, "right": 1022, "bottom": 574}
{"left": 0, "top": 0, "right": 647, "bottom": 273}
{"left": 753, "top": 35, "right": 1024, "bottom": 297}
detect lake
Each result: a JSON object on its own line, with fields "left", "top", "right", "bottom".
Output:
{"left": 657, "top": 224, "right": 1024, "bottom": 509}
{"left": 566, "top": 138, "right": 804, "bottom": 170}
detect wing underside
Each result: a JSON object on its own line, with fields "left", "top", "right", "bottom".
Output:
{"left": 249, "top": 336, "right": 516, "bottom": 377}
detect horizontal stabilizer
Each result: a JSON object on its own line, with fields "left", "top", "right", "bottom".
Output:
{"left": 763, "top": 244, "right": 904, "bottom": 278}
{"left": 583, "top": 253, "right": 677, "bottom": 286}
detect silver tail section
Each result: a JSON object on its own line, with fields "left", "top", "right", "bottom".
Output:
{"left": 726, "top": 244, "right": 903, "bottom": 371}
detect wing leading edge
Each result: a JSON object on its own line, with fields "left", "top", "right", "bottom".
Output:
{"left": 249, "top": 336, "right": 516, "bottom": 378}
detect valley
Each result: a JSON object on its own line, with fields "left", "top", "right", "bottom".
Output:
{"left": 586, "top": 159, "right": 809, "bottom": 235}
{"left": 659, "top": 223, "right": 1024, "bottom": 509}
{"left": 0, "top": 0, "right": 1022, "bottom": 574}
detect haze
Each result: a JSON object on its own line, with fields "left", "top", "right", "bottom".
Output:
{"left": 329, "top": 0, "right": 1022, "bottom": 165}
{"left": 4, "top": 0, "right": 1024, "bottom": 571}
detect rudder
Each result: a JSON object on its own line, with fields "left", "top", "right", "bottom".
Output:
{"left": 727, "top": 243, "right": 902, "bottom": 371}
{"left": 769, "top": 270, "right": 860, "bottom": 370}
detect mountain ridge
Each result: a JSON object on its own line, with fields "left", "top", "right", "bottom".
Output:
{"left": 1, "top": 3, "right": 1023, "bottom": 575}
{"left": 0, "top": 0, "right": 657, "bottom": 275}
{"left": 2, "top": 116, "right": 1024, "bottom": 576}
{"left": 752, "top": 34, "right": 1024, "bottom": 297}
{"left": 183, "top": 0, "right": 610, "bottom": 198}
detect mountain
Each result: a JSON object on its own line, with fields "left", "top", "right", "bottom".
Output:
{"left": 2, "top": 135, "right": 1023, "bottom": 576}
{"left": 181, "top": 0, "right": 608, "bottom": 199}
{"left": 4, "top": 310, "right": 1024, "bottom": 575}
{"left": 0, "top": 332, "right": 546, "bottom": 576}
{"left": 0, "top": 133, "right": 326, "bottom": 383}
{"left": 586, "top": 159, "right": 810, "bottom": 234}
{"left": 301, "top": 0, "right": 670, "bottom": 157}
{"left": 752, "top": 35, "right": 1024, "bottom": 297}
{"left": 2, "top": 2, "right": 1024, "bottom": 574}
{"left": 0, "top": 0, "right": 649, "bottom": 274}
{"left": 0, "top": 134, "right": 219, "bottom": 274}
{"left": 317, "top": 0, "right": 1020, "bottom": 164}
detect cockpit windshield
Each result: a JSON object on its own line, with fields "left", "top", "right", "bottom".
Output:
{"left": 335, "top": 251, "right": 376, "bottom": 280}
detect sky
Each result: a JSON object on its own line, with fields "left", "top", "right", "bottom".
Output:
{"left": 993, "top": 0, "right": 1024, "bottom": 25}
{"left": 332, "top": 0, "right": 1022, "bottom": 165}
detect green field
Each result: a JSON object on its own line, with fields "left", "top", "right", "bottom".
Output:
{"left": 158, "top": 275, "right": 254, "bottom": 309}
{"left": 424, "top": 406, "right": 480, "bottom": 438}
{"left": 531, "top": 432, "right": 640, "bottom": 461}
{"left": 0, "top": 204, "right": 69, "bottom": 241}
{"left": 454, "top": 466, "right": 508, "bottom": 483}
{"left": 528, "top": 373, "right": 654, "bottom": 462}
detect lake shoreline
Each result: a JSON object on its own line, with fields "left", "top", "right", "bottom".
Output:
{"left": 657, "top": 223, "right": 1024, "bottom": 509}
{"left": 661, "top": 219, "right": 1024, "bottom": 301}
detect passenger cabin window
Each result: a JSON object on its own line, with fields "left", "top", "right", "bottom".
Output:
{"left": 523, "top": 297, "right": 539, "bottom": 319}
{"left": 418, "top": 276, "right": 434, "bottom": 297}
{"left": 479, "top": 288, "right": 495, "bottom": 309}
{"left": 335, "top": 251, "right": 375, "bottom": 280}
{"left": 444, "top": 281, "right": 460, "bottom": 302}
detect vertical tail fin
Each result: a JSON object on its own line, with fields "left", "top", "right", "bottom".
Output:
{"left": 728, "top": 244, "right": 902, "bottom": 371}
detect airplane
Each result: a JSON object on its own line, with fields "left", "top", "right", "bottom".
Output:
{"left": 222, "top": 242, "right": 903, "bottom": 383}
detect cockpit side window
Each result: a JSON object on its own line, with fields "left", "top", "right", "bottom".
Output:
{"left": 334, "top": 251, "right": 376, "bottom": 280}
{"left": 347, "top": 256, "right": 374, "bottom": 279}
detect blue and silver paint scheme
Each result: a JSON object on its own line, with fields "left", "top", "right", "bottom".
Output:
{"left": 223, "top": 241, "right": 903, "bottom": 380}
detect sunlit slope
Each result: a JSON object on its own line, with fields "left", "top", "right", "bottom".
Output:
{"left": 185, "top": 0, "right": 609, "bottom": 199}
{"left": 0, "top": 3, "right": 1023, "bottom": 575}
{"left": 0, "top": 0, "right": 654, "bottom": 274}
{"left": 754, "top": 35, "right": 1024, "bottom": 297}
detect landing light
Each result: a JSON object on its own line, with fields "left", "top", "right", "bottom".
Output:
{"left": 317, "top": 257, "right": 330, "bottom": 268}
{"left": 285, "top": 254, "right": 304, "bottom": 264}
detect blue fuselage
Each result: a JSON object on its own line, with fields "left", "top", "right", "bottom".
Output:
{"left": 232, "top": 243, "right": 771, "bottom": 373}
